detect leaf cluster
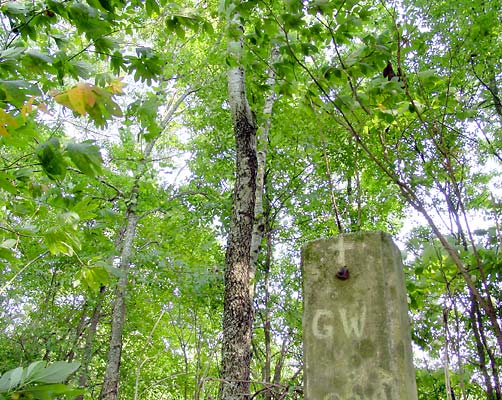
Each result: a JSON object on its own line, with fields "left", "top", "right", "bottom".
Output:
{"left": 0, "top": 361, "right": 82, "bottom": 400}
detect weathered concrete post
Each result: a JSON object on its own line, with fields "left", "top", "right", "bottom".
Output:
{"left": 301, "top": 231, "right": 417, "bottom": 400}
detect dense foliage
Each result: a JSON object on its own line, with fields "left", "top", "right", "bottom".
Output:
{"left": 0, "top": 0, "right": 501, "bottom": 399}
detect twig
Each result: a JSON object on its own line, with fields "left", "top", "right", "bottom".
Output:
{"left": 0, "top": 250, "right": 49, "bottom": 295}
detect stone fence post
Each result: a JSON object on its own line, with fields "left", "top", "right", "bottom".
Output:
{"left": 301, "top": 231, "right": 417, "bottom": 400}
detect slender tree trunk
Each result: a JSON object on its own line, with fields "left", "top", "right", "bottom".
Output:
{"left": 451, "top": 300, "right": 467, "bottom": 400}
{"left": 76, "top": 285, "right": 106, "bottom": 400}
{"left": 99, "top": 209, "right": 139, "bottom": 400}
{"left": 470, "top": 296, "right": 495, "bottom": 400}
{"left": 65, "top": 303, "right": 89, "bottom": 363}
{"left": 250, "top": 47, "right": 277, "bottom": 400}
{"left": 249, "top": 47, "right": 278, "bottom": 284}
{"left": 272, "top": 338, "right": 287, "bottom": 389}
{"left": 262, "top": 213, "right": 272, "bottom": 400}
{"left": 472, "top": 296, "right": 502, "bottom": 400}
{"left": 99, "top": 90, "right": 192, "bottom": 400}
{"left": 443, "top": 307, "right": 453, "bottom": 400}
{"left": 220, "top": 79, "right": 257, "bottom": 399}
{"left": 220, "top": 8, "right": 257, "bottom": 399}
{"left": 251, "top": 48, "right": 277, "bottom": 400}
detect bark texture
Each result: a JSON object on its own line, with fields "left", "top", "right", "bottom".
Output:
{"left": 99, "top": 210, "right": 139, "bottom": 400}
{"left": 220, "top": 24, "right": 258, "bottom": 399}
{"left": 249, "top": 47, "right": 278, "bottom": 289}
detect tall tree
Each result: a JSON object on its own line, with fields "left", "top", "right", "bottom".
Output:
{"left": 2, "top": 1, "right": 502, "bottom": 399}
{"left": 99, "top": 88, "right": 195, "bottom": 399}
{"left": 219, "top": 1, "right": 258, "bottom": 398}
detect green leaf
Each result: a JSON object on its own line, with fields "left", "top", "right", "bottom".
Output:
{"left": 0, "top": 362, "right": 82, "bottom": 398}
{"left": 45, "top": 226, "right": 81, "bottom": 256}
{"left": 30, "top": 362, "right": 80, "bottom": 384}
{"left": 25, "top": 49, "right": 53, "bottom": 64}
{"left": 0, "top": 367, "right": 23, "bottom": 392}
{"left": 0, "top": 176, "right": 17, "bottom": 194}
{"left": 2, "top": 2, "right": 28, "bottom": 15}
{"left": 96, "top": 0, "right": 114, "bottom": 12}
{"left": 21, "top": 383, "right": 85, "bottom": 398}
{"left": 0, "top": 247, "right": 15, "bottom": 262}
{"left": 417, "top": 69, "right": 441, "bottom": 88}
{"left": 282, "top": 13, "right": 304, "bottom": 29}
{"left": 145, "top": 0, "right": 160, "bottom": 16}
{"left": 70, "top": 60, "right": 93, "bottom": 78}
{"left": 0, "top": 80, "right": 41, "bottom": 107}
{"left": 0, "top": 46, "right": 25, "bottom": 60}
{"left": 14, "top": 167, "right": 37, "bottom": 180}
{"left": 110, "top": 51, "right": 125, "bottom": 74}
{"left": 0, "top": 239, "right": 17, "bottom": 249}
{"left": 202, "top": 20, "right": 214, "bottom": 35}
{"left": 65, "top": 141, "right": 103, "bottom": 177}
{"left": 93, "top": 37, "right": 118, "bottom": 54}
{"left": 71, "top": 197, "right": 99, "bottom": 220}
{"left": 57, "top": 211, "right": 80, "bottom": 227}
{"left": 103, "top": 262, "right": 126, "bottom": 279}
{"left": 308, "top": 0, "right": 333, "bottom": 15}
{"left": 24, "top": 361, "right": 45, "bottom": 383}
{"left": 74, "top": 265, "right": 111, "bottom": 292}
{"left": 36, "top": 138, "right": 67, "bottom": 180}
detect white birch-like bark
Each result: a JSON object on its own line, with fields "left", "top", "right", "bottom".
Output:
{"left": 220, "top": 7, "right": 257, "bottom": 400}
{"left": 249, "top": 48, "right": 278, "bottom": 286}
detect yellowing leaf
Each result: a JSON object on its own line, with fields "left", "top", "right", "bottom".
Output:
{"left": 79, "top": 83, "right": 96, "bottom": 107}
{"left": 53, "top": 82, "right": 123, "bottom": 126}
{"left": 67, "top": 87, "right": 87, "bottom": 115}
{"left": 0, "top": 108, "right": 19, "bottom": 136}
{"left": 54, "top": 83, "right": 96, "bottom": 116}
{"left": 21, "top": 96, "right": 36, "bottom": 120}
{"left": 54, "top": 91, "right": 72, "bottom": 109}
{"left": 38, "top": 102, "right": 49, "bottom": 114}
{"left": 107, "top": 78, "right": 126, "bottom": 94}
{"left": 68, "top": 83, "right": 96, "bottom": 115}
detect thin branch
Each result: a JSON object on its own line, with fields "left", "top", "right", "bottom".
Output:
{"left": 0, "top": 250, "right": 49, "bottom": 295}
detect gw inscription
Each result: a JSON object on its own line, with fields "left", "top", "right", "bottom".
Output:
{"left": 312, "top": 305, "right": 367, "bottom": 340}
{"left": 302, "top": 232, "right": 417, "bottom": 400}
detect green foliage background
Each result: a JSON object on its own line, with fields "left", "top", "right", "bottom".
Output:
{"left": 0, "top": 0, "right": 501, "bottom": 398}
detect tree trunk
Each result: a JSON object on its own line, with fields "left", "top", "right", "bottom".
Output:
{"left": 249, "top": 47, "right": 278, "bottom": 284}
{"left": 99, "top": 210, "right": 139, "bottom": 400}
{"left": 76, "top": 285, "right": 106, "bottom": 400}
{"left": 220, "top": 9, "right": 257, "bottom": 399}
{"left": 251, "top": 48, "right": 277, "bottom": 400}
{"left": 470, "top": 296, "right": 495, "bottom": 400}
{"left": 262, "top": 214, "right": 272, "bottom": 400}
{"left": 99, "top": 90, "right": 192, "bottom": 399}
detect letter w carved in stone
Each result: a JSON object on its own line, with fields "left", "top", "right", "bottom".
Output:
{"left": 339, "top": 305, "right": 366, "bottom": 339}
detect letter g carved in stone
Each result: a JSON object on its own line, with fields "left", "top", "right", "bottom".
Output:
{"left": 312, "top": 309, "right": 334, "bottom": 339}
